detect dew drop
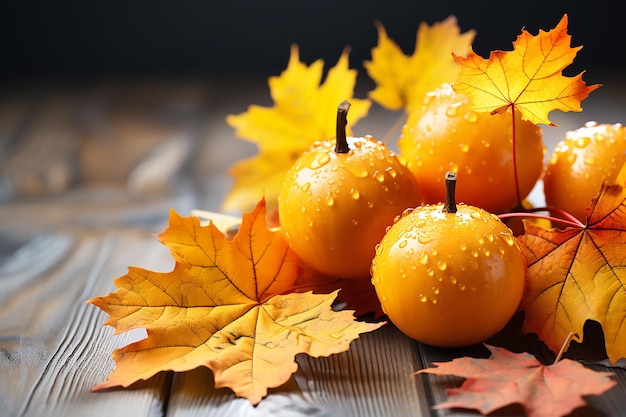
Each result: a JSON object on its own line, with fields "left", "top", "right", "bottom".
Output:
{"left": 463, "top": 110, "right": 478, "bottom": 123}
{"left": 419, "top": 293, "right": 428, "bottom": 302}
{"left": 375, "top": 171, "right": 385, "bottom": 182}
{"left": 437, "top": 261, "right": 447, "bottom": 271}
{"left": 386, "top": 167, "right": 397, "bottom": 178}
{"left": 327, "top": 178, "right": 336, "bottom": 185}
{"left": 418, "top": 252, "right": 429, "bottom": 265}
{"left": 350, "top": 188, "right": 360, "bottom": 200}
{"left": 470, "top": 211, "right": 482, "bottom": 220}
{"left": 584, "top": 157, "right": 595, "bottom": 166}
{"left": 432, "top": 286, "right": 440, "bottom": 295}
{"left": 351, "top": 166, "right": 368, "bottom": 178}
{"left": 460, "top": 143, "right": 470, "bottom": 153}
{"left": 330, "top": 332, "right": 343, "bottom": 339}
{"left": 501, "top": 234, "right": 516, "bottom": 246}
{"left": 326, "top": 192, "right": 335, "bottom": 206}
{"left": 449, "top": 276, "right": 457, "bottom": 285}
{"left": 446, "top": 101, "right": 462, "bottom": 117}
{"left": 398, "top": 240, "right": 408, "bottom": 249}
{"left": 310, "top": 152, "right": 331, "bottom": 169}
{"left": 549, "top": 153, "right": 559, "bottom": 165}
{"left": 418, "top": 235, "right": 432, "bottom": 244}
{"left": 575, "top": 136, "right": 590, "bottom": 148}
{"left": 460, "top": 243, "right": 467, "bottom": 251}
{"left": 301, "top": 182, "right": 311, "bottom": 192}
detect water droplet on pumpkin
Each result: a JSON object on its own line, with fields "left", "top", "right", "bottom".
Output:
{"left": 419, "top": 293, "right": 428, "bottom": 302}
{"left": 311, "top": 152, "right": 330, "bottom": 169}
{"left": 398, "top": 240, "right": 408, "bottom": 249}
{"left": 350, "top": 188, "right": 360, "bottom": 200}
{"left": 386, "top": 167, "right": 397, "bottom": 178}
{"left": 584, "top": 157, "right": 595, "bottom": 166}
{"left": 575, "top": 136, "right": 590, "bottom": 148}
{"left": 330, "top": 332, "right": 342, "bottom": 339}
{"left": 418, "top": 235, "right": 432, "bottom": 244}
{"left": 375, "top": 171, "right": 385, "bottom": 182}
{"left": 501, "top": 234, "right": 516, "bottom": 246}
{"left": 446, "top": 102, "right": 462, "bottom": 117}
{"left": 351, "top": 166, "right": 368, "bottom": 178}
{"left": 549, "top": 153, "right": 559, "bottom": 165}
{"left": 449, "top": 276, "right": 457, "bottom": 285}
{"left": 326, "top": 192, "right": 334, "bottom": 206}
{"left": 463, "top": 110, "right": 478, "bottom": 123}
{"left": 432, "top": 286, "right": 440, "bottom": 295}
{"left": 418, "top": 252, "right": 429, "bottom": 265}
{"left": 460, "top": 243, "right": 467, "bottom": 251}
{"left": 460, "top": 143, "right": 470, "bottom": 153}
{"left": 437, "top": 261, "right": 447, "bottom": 271}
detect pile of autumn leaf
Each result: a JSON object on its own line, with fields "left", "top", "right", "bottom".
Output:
{"left": 88, "top": 14, "right": 624, "bottom": 416}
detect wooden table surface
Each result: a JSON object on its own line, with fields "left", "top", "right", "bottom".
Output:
{"left": 1, "top": 75, "right": 626, "bottom": 417}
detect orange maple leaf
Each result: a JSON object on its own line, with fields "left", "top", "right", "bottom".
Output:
{"left": 452, "top": 14, "right": 601, "bottom": 126}
{"left": 415, "top": 344, "right": 616, "bottom": 417}
{"left": 224, "top": 45, "right": 370, "bottom": 213}
{"left": 88, "top": 199, "right": 383, "bottom": 404}
{"left": 516, "top": 183, "right": 626, "bottom": 364}
{"left": 364, "top": 16, "right": 475, "bottom": 114}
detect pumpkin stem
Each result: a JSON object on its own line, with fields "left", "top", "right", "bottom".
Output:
{"left": 335, "top": 100, "right": 351, "bottom": 154}
{"left": 443, "top": 171, "right": 457, "bottom": 213}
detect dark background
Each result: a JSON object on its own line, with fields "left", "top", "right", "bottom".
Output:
{"left": 1, "top": 1, "right": 624, "bottom": 84}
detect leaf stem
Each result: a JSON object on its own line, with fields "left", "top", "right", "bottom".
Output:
{"left": 335, "top": 100, "right": 351, "bottom": 153}
{"left": 443, "top": 171, "right": 457, "bottom": 213}
{"left": 554, "top": 332, "right": 579, "bottom": 363}
{"left": 511, "top": 106, "right": 522, "bottom": 208}
{"left": 497, "top": 207, "right": 584, "bottom": 229}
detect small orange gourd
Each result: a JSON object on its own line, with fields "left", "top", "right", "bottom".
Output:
{"left": 278, "top": 100, "right": 421, "bottom": 279}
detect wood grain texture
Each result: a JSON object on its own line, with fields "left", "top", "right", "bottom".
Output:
{"left": 0, "top": 231, "right": 173, "bottom": 417}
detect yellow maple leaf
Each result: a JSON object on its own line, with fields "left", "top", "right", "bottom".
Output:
{"left": 364, "top": 16, "right": 475, "bottom": 114}
{"left": 516, "top": 183, "right": 626, "bottom": 364}
{"left": 452, "top": 14, "right": 601, "bottom": 126}
{"left": 224, "top": 45, "right": 370, "bottom": 213}
{"left": 88, "top": 198, "right": 383, "bottom": 404}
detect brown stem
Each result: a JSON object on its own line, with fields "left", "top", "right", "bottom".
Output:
{"left": 443, "top": 171, "right": 457, "bottom": 213}
{"left": 335, "top": 100, "right": 351, "bottom": 153}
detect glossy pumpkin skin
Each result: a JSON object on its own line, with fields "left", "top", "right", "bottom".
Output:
{"left": 543, "top": 121, "right": 626, "bottom": 223}
{"left": 278, "top": 136, "right": 422, "bottom": 279}
{"left": 398, "top": 83, "right": 545, "bottom": 214}
{"left": 371, "top": 203, "right": 526, "bottom": 347}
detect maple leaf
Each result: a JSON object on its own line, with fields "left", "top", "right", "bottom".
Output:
{"left": 415, "top": 344, "right": 616, "bottom": 417}
{"left": 88, "top": 198, "right": 383, "bottom": 404}
{"left": 364, "top": 16, "right": 475, "bottom": 114}
{"left": 452, "top": 14, "right": 601, "bottom": 126}
{"left": 516, "top": 182, "right": 626, "bottom": 364}
{"left": 224, "top": 45, "right": 371, "bottom": 213}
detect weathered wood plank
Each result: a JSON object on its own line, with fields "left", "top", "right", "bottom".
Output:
{"left": 166, "top": 324, "right": 431, "bottom": 416}
{"left": 0, "top": 230, "right": 173, "bottom": 417}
